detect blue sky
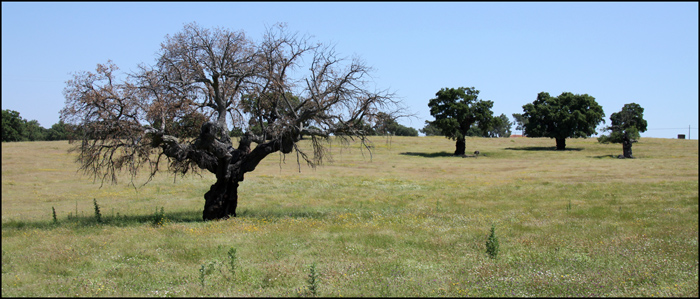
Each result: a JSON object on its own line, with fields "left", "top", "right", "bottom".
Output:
{"left": 2, "top": 2, "right": 698, "bottom": 139}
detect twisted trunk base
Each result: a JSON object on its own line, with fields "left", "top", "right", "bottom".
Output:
{"left": 621, "top": 136, "right": 634, "bottom": 158}
{"left": 198, "top": 125, "right": 299, "bottom": 220}
{"left": 203, "top": 179, "right": 239, "bottom": 220}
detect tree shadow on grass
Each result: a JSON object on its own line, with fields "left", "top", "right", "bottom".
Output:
{"left": 400, "top": 151, "right": 455, "bottom": 158}
{"left": 504, "top": 146, "right": 583, "bottom": 151}
{"left": 589, "top": 154, "right": 620, "bottom": 159}
{"left": 2, "top": 210, "right": 205, "bottom": 230}
{"left": 2, "top": 208, "right": 339, "bottom": 231}
{"left": 102, "top": 210, "right": 203, "bottom": 225}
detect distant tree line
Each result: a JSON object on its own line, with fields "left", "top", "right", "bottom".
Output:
{"left": 367, "top": 112, "right": 419, "bottom": 137}
{"left": 2, "top": 109, "right": 76, "bottom": 142}
{"left": 2, "top": 107, "right": 418, "bottom": 143}
{"left": 230, "top": 111, "right": 419, "bottom": 138}
{"left": 421, "top": 113, "right": 512, "bottom": 138}
{"left": 321, "top": 112, "right": 419, "bottom": 137}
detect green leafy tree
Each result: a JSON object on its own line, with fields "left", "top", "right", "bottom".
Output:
{"left": 487, "top": 113, "right": 512, "bottom": 137}
{"left": 3, "top": 110, "right": 80, "bottom": 142}
{"left": 598, "top": 103, "right": 647, "bottom": 158}
{"left": 0, "top": 109, "right": 51, "bottom": 141}
{"left": 419, "top": 121, "right": 442, "bottom": 136}
{"left": 427, "top": 87, "right": 494, "bottom": 156}
{"left": 24, "top": 120, "right": 47, "bottom": 141}
{"left": 2, "top": 109, "right": 26, "bottom": 142}
{"left": 512, "top": 113, "right": 527, "bottom": 136}
{"left": 373, "top": 112, "right": 417, "bottom": 136}
{"left": 46, "top": 120, "right": 66, "bottom": 141}
{"left": 393, "top": 125, "right": 418, "bottom": 136}
{"left": 465, "top": 114, "right": 511, "bottom": 138}
{"left": 464, "top": 114, "right": 510, "bottom": 138}
{"left": 522, "top": 92, "right": 605, "bottom": 150}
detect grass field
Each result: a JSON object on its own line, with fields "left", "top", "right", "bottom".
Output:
{"left": 2, "top": 136, "right": 698, "bottom": 297}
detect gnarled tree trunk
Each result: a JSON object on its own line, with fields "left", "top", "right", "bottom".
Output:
{"left": 201, "top": 129, "right": 296, "bottom": 220}
{"left": 203, "top": 178, "right": 239, "bottom": 220}
{"left": 454, "top": 137, "right": 466, "bottom": 156}
{"left": 621, "top": 134, "right": 634, "bottom": 159}
{"left": 150, "top": 122, "right": 296, "bottom": 220}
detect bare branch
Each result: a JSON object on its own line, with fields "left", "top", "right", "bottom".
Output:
{"left": 61, "top": 23, "right": 404, "bottom": 191}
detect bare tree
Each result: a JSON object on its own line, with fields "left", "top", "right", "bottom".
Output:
{"left": 61, "top": 23, "right": 402, "bottom": 220}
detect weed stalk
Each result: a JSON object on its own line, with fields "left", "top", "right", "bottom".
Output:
{"left": 486, "top": 224, "right": 499, "bottom": 259}
{"left": 199, "top": 263, "right": 207, "bottom": 288}
{"left": 93, "top": 198, "right": 102, "bottom": 223}
{"left": 228, "top": 247, "right": 237, "bottom": 278}
{"left": 307, "top": 262, "right": 320, "bottom": 296}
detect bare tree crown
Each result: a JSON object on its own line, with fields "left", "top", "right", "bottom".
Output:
{"left": 61, "top": 23, "right": 402, "bottom": 186}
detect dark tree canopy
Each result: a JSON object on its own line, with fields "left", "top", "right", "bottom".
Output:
{"left": 598, "top": 103, "right": 647, "bottom": 158}
{"left": 2, "top": 110, "right": 26, "bottom": 142}
{"left": 23, "top": 120, "right": 46, "bottom": 141}
{"left": 490, "top": 113, "right": 513, "bottom": 138}
{"left": 61, "top": 23, "right": 402, "bottom": 220}
{"left": 466, "top": 113, "right": 512, "bottom": 138}
{"left": 427, "top": 87, "right": 494, "bottom": 155}
{"left": 373, "top": 112, "right": 418, "bottom": 136}
{"left": 522, "top": 92, "right": 605, "bottom": 150}
{"left": 390, "top": 125, "right": 418, "bottom": 137}
{"left": 1, "top": 109, "right": 71, "bottom": 142}
{"left": 419, "top": 121, "right": 442, "bottom": 136}
{"left": 511, "top": 113, "right": 527, "bottom": 136}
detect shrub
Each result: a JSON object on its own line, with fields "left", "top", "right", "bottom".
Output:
{"left": 152, "top": 207, "right": 166, "bottom": 226}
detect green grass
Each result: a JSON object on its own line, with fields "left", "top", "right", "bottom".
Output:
{"left": 2, "top": 136, "right": 698, "bottom": 296}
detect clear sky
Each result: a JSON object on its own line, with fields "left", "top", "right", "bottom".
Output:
{"left": 2, "top": 2, "right": 698, "bottom": 139}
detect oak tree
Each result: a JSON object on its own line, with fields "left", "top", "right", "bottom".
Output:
{"left": 597, "top": 103, "right": 647, "bottom": 158}
{"left": 426, "top": 87, "right": 494, "bottom": 156}
{"left": 61, "top": 23, "right": 401, "bottom": 220}
{"left": 522, "top": 92, "right": 605, "bottom": 150}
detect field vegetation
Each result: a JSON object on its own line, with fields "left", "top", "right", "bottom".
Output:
{"left": 2, "top": 136, "right": 698, "bottom": 296}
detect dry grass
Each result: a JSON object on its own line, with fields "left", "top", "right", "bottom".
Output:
{"left": 2, "top": 136, "right": 698, "bottom": 296}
